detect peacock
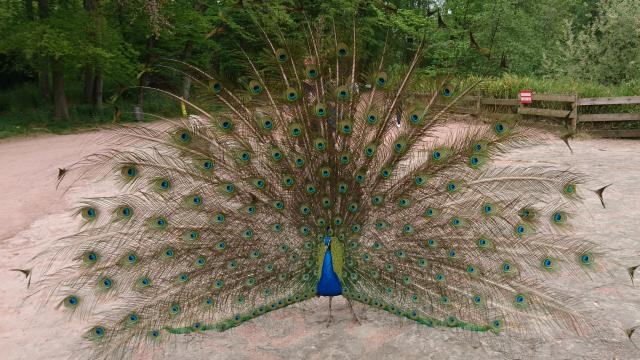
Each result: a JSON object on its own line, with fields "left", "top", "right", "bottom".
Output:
{"left": 30, "top": 12, "right": 617, "bottom": 359}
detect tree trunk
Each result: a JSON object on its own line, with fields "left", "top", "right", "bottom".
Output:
{"left": 52, "top": 59, "right": 69, "bottom": 120}
{"left": 181, "top": 41, "right": 193, "bottom": 100}
{"left": 84, "top": 68, "right": 95, "bottom": 104}
{"left": 93, "top": 71, "right": 103, "bottom": 113}
{"left": 37, "top": 0, "right": 48, "bottom": 18}
{"left": 24, "top": 0, "right": 34, "bottom": 20}
{"left": 37, "top": 0, "right": 50, "bottom": 102}
{"left": 38, "top": 69, "right": 50, "bottom": 101}
{"left": 138, "top": 36, "right": 156, "bottom": 107}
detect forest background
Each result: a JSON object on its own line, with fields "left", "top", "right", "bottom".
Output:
{"left": 0, "top": 0, "right": 638, "bottom": 137}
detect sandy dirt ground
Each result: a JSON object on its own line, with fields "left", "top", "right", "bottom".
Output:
{"left": 1, "top": 126, "right": 640, "bottom": 359}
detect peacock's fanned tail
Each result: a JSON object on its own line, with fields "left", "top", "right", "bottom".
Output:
{"left": 35, "top": 15, "right": 606, "bottom": 358}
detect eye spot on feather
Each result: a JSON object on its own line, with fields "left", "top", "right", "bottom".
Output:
{"left": 376, "top": 72, "right": 387, "bottom": 87}
{"left": 275, "top": 49, "right": 288, "bottom": 62}
{"left": 121, "top": 165, "right": 138, "bottom": 179}
{"left": 209, "top": 80, "right": 222, "bottom": 93}
{"left": 242, "top": 228, "right": 254, "bottom": 238}
{"left": 472, "top": 295, "right": 483, "bottom": 305}
{"left": 290, "top": 124, "right": 302, "bottom": 137}
{"left": 99, "top": 277, "right": 113, "bottom": 290}
{"left": 446, "top": 181, "right": 459, "bottom": 193}
{"left": 191, "top": 195, "right": 202, "bottom": 206}
{"left": 64, "top": 295, "right": 79, "bottom": 308}
{"left": 90, "top": 326, "right": 105, "bottom": 340}
{"left": 300, "top": 205, "right": 311, "bottom": 216}
{"left": 336, "top": 43, "right": 348, "bottom": 57}
{"left": 174, "top": 129, "right": 191, "bottom": 144}
{"left": 402, "top": 224, "right": 414, "bottom": 234}
{"left": 564, "top": 183, "right": 576, "bottom": 195}
{"left": 348, "top": 202, "right": 359, "bottom": 213}
{"left": 139, "top": 277, "right": 151, "bottom": 288}
{"left": 214, "top": 213, "right": 225, "bottom": 223}
{"left": 514, "top": 294, "right": 529, "bottom": 309}
{"left": 245, "top": 205, "right": 257, "bottom": 215}
{"left": 195, "top": 257, "right": 206, "bottom": 267}
{"left": 81, "top": 207, "right": 97, "bottom": 220}
{"left": 84, "top": 251, "right": 98, "bottom": 265}
{"left": 579, "top": 252, "right": 594, "bottom": 266}
{"left": 320, "top": 167, "right": 331, "bottom": 178}
{"left": 169, "top": 303, "right": 181, "bottom": 315}
{"left": 552, "top": 211, "right": 566, "bottom": 224}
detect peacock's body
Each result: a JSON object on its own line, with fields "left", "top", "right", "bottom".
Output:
{"left": 35, "top": 14, "right": 611, "bottom": 358}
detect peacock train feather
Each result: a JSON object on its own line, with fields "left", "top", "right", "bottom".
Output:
{"left": 31, "top": 12, "right": 613, "bottom": 359}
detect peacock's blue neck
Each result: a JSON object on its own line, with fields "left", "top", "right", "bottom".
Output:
{"left": 316, "top": 236, "right": 342, "bottom": 296}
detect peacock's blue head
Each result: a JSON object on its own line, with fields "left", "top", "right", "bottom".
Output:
{"left": 324, "top": 235, "right": 331, "bottom": 246}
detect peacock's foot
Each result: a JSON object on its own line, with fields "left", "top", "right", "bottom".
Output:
{"left": 347, "top": 299, "right": 362, "bottom": 325}
{"left": 325, "top": 314, "right": 334, "bottom": 328}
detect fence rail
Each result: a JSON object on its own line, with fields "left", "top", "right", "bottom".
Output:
{"left": 454, "top": 93, "right": 640, "bottom": 138}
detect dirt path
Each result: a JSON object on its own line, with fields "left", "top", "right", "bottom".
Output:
{"left": 0, "top": 129, "right": 639, "bottom": 359}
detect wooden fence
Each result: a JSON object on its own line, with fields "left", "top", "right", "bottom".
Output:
{"left": 454, "top": 94, "right": 640, "bottom": 138}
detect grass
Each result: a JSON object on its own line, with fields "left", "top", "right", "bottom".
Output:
{"left": 0, "top": 83, "right": 179, "bottom": 139}
{"left": 1, "top": 74, "right": 639, "bottom": 139}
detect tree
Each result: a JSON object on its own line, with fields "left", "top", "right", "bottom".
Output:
{"left": 545, "top": 0, "right": 640, "bottom": 84}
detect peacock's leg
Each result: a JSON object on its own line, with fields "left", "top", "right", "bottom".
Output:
{"left": 326, "top": 296, "right": 334, "bottom": 327}
{"left": 346, "top": 298, "right": 361, "bottom": 325}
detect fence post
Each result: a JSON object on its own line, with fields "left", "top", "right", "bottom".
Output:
{"left": 570, "top": 93, "right": 578, "bottom": 133}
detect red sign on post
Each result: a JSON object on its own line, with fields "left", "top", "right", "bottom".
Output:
{"left": 519, "top": 89, "right": 533, "bottom": 104}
